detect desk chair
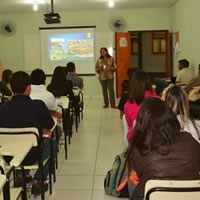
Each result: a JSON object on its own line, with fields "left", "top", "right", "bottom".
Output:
{"left": 56, "top": 96, "right": 71, "bottom": 159}
{"left": 72, "top": 87, "right": 84, "bottom": 131}
{"left": 73, "top": 87, "right": 84, "bottom": 120}
{"left": 145, "top": 179, "right": 200, "bottom": 200}
{"left": 0, "top": 127, "right": 55, "bottom": 200}
{"left": 0, "top": 157, "right": 22, "bottom": 200}
{"left": 78, "top": 90, "right": 84, "bottom": 120}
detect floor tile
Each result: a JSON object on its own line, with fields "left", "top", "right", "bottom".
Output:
{"left": 95, "top": 164, "right": 112, "bottom": 176}
{"left": 54, "top": 175, "right": 93, "bottom": 190}
{"left": 45, "top": 96, "right": 125, "bottom": 200}
{"left": 96, "top": 146, "right": 125, "bottom": 164}
{"left": 67, "top": 146, "right": 97, "bottom": 163}
{"left": 48, "top": 191, "right": 92, "bottom": 200}
{"left": 59, "top": 162, "right": 95, "bottom": 176}
{"left": 93, "top": 176, "right": 105, "bottom": 190}
{"left": 92, "top": 190, "right": 128, "bottom": 200}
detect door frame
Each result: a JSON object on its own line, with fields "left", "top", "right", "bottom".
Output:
{"left": 129, "top": 30, "right": 170, "bottom": 78}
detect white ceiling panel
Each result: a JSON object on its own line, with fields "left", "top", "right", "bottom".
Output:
{"left": 0, "top": 0, "right": 179, "bottom": 14}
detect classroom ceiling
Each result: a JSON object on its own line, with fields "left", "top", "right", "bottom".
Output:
{"left": 0, "top": 0, "right": 179, "bottom": 14}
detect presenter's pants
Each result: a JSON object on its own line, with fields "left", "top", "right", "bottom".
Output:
{"left": 100, "top": 79, "right": 115, "bottom": 107}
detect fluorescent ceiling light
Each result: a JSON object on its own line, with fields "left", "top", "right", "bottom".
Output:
{"left": 24, "top": 0, "right": 45, "bottom": 4}
{"left": 108, "top": 1, "right": 114, "bottom": 8}
{"left": 33, "top": 3, "right": 38, "bottom": 11}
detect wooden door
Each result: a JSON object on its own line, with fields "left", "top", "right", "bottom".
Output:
{"left": 0, "top": 60, "right": 4, "bottom": 81}
{"left": 115, "top": 32, "right": 131, "bottom": 97}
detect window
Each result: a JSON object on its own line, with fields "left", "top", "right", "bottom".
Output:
{"left": 151, "top": 32, "right": 167, "bottom": 54}
{"left": 131, "top": 33, "right": 138, "bottom": 55}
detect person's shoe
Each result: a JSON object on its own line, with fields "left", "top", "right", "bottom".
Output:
{"left": 15, "top": 174, "right": 32, "bottom": 187}
{"left": 31, "top": 180, "right": 48, "bottom": 197}
{"left": 103, "top": 105, "right": 108, "bottom": 108}
{"left": 111, "top": 106, "right": 118, "bottom": 109}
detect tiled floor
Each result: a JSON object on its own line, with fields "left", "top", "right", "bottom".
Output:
{"left": 31, "top": 96, "right": 127, "bottom": 200}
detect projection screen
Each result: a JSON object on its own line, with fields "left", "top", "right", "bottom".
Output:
{"left": 40, "top": 27, "right": 95, "bottom": 75}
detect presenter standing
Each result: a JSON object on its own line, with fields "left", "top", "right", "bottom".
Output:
{"left": 95, "top": 47, "right": 117, "bottom": 109}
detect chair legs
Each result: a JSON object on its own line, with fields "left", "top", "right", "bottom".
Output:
{"left": 64, "top": 130, "right": 68, "bottom": 160}
{"left": 21, "top": 167, "right": 28, "bottom": 200}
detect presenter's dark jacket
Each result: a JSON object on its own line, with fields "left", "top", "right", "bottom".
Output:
{"left": 0, "top": 95, "right": 54, "bottom": 164}
{"left": 131, "top": 132, "right": 200, "bottom": 199}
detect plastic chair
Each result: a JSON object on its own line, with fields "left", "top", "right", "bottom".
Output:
{"left": 145, "top": 179, "right": 200, "bottom": 200}
{"left": 56, "top": 96, "right": 72, "bottom": 159}
{"left": 0, "top": 127, "right": 54, "bottom": 200}
{"left": 0, "top": 156, "right": 22, "bottom": 200}
{"left": 73, "top": 87, "right": 84, "bottom": 121}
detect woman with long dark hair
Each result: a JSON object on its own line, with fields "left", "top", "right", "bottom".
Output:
{"left": 1, "top": 69, "right": 13, "bottom": 100}
{"left": 95, "top": 47, "right": 117, "bottom": 108}
{"left": 2, "top": 69, "right": 13, "bottom": 90}
{"left": 124, "top": 70, "right": 158, "bottom": 143}
{"left": 126, "top": 97, "right": 200, "bottom": 200}
{"left": 47, "top": 66, "right": 74, "bottom": 101}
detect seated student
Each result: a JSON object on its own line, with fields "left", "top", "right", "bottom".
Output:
{"left": 118, "top": 68, "right": 138, "bottom": 118}
{"left": 176, "top": 59, "right": 194, "bottom": 85}
{"left": 2, "top": 69, "right": 13, "bottom": 91}
{"left": 126, "top": 97, "right": 200, "bottom": 200}
{"left": 66, "top": 62, "right": 84, "bottom": 89}
{"left": 124, "top": 70, "right": 158, "bottom": 144}
{"left": 184, "top": 77, "right": 200, "bottom": 119}
{"left": 30, "top": 68, "right": 62, "bottom": 119}
{"left": 0, "top": 81, "right": 12, "bottom": 97}
{"left": 47, "top": 66, "right": 74, "bottom": 101}
{"left": 154, "top": 59, "right": 194, "bottom": 96}
{"left": 2, "top": 69, "right": 13, "bottom": 100}
{"left": 0, "top": 71, "right": 58, "bottom": 196}
{"left": 162, "top": 85, "right": 200, "bottom": 141}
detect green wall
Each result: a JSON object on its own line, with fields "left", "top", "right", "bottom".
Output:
{"left": 170, "top": 0, "right": 200, "bottom": 76}
{"left": 0, "top": 8, "right": 170, "bottom": 95}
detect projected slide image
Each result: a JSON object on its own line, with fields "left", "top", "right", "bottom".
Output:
{"left": 50, "top": 38, "right": 66, "bottom": 60}
{"left": 67, "top": 39, "right": 93, "bottom": 58}
{"left": 48, "top": 32, "right": 94, "bottom": 61}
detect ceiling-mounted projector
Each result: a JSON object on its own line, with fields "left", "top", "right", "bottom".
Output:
{"left": 44, "top": 0, "right": 61, "bottom": 24}
{"left": 44, "top": 13, "right": 61, "bottom": 24}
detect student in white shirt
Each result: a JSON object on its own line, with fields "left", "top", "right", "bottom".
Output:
{"left": 176, "top": 59, "right": 194, "bottom": 85}
{"left": 30, "top": 68, "right": 61, "bottom": 119}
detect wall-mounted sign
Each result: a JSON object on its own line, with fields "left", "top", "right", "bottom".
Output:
{"left": 119, "top": 37, "right": 127, "bottom": 47}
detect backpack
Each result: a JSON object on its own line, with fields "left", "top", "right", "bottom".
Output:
{"left": 104, "top": 152, "right": 140, "bottom": 198}
{"left": 103, "top": 152, "right": 128, "bottom": 197}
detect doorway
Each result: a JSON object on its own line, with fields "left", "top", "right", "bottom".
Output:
{"left": 129, "top": 30, "right": 170, "bottom": 81}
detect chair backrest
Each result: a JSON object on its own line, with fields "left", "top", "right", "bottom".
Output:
{"left": 56, "top": 96, "right": 69, "bottom": 109}
{"left": 0, "top": 127, "right": 39, "bottom": 147}
{"left": 72, "top": 87, "right": 81, "bottom": 97}
{"left": 145, "top": 179, "right": 200, "bottom": 200}
{"left": 0, "top": 156, "right": 5, "bottom": 174}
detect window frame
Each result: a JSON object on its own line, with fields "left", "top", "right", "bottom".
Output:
{"left": 151, "top": 31, "right": 167, "bottom": 56}
{"left": 131, "top": 33, "right": 139, "bottom": 55}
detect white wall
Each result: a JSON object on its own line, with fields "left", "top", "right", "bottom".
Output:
{"left": 0, "top": 8, "right": 170, "bottom": 95}
{"left": 170, "top": 0, "right": 200, "bottom": 76}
